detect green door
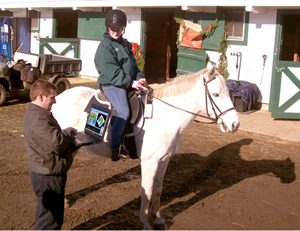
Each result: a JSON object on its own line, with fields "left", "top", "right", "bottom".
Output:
{"left": 176, "top": 46, "right": 206, "bottom": 75}
{"left": 271, "top": 61, "right": 300, "bottom": 119}
{"left": 270, "top": 10, "right": 300, "bottom": 119}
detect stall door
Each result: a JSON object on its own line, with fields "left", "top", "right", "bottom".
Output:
{"left": 271, "top": 61, "right": 300, "bottom": 119}
{"left": 142, "top": 11, "right": 178, "bottom": 84}
{"left": 270, "top": 10, "right": 300, "bottom": 119}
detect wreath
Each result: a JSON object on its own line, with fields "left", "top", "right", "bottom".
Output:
{"left": 174, "top": 13, "right": 229, "bottom": 79}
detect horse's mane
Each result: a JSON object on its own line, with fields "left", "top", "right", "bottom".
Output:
{"left": 153, "top": 68, "right": 208, "bottom": 99}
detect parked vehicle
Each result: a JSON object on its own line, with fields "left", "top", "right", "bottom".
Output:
{"left": 0, "top": 52, "right": 82, "bottom": 106}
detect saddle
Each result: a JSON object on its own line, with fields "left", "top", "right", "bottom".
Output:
{"left": 84, "top": 85, "right": 153, "bottom": 159}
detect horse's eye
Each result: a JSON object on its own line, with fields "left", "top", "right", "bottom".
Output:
{"left": 212, "top": 93, "right": 219, "bottom": 97}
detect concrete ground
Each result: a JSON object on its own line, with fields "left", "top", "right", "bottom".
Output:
{"left": 238, "top": 109, "right": 299, "bottom": 142}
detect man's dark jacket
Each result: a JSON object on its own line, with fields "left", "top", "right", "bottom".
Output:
{"left": 23, "top": 103, "right": 75, "bottom": 175}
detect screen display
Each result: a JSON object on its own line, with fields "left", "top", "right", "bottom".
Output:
{"left": 85, "top": 107, "right": 109, "bottom": 136}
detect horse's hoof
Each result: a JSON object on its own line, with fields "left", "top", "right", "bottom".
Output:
{"left": 153, "top": 223, "right": 167, "bottom": 230}
{"left": 64, "top": 198, "right": 71, "bottom": 208}
{"left": 143, "top": 224, "right": 153, "bottom": 230}
{"left": 64, "top": 197, "right": 76, "bottom": 208}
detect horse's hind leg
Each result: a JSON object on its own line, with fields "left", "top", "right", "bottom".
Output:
{"left": 151, "top": 157, "right": 170, "bottom": 230}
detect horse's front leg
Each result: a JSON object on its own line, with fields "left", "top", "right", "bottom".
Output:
{"left": 150, "top": 156, "right": 170, "bottom": 230}
{"left": 140, "top": 158, "right": 158, "bottom": 230}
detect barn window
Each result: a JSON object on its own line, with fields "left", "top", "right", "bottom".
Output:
{"left": 224, "top": 7, "right": 245, "bottom": 40}
{"left": 221, "top": 7, "right": 249, "bottom": 46}
{"left": 29, "top": 10, "right": 40, "bottom": 32}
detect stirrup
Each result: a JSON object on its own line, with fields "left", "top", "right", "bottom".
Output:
{"left": 119, "top": 145, "right": 128, "bottom": 159}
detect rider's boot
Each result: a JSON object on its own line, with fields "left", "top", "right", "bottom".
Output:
{"left": 111, "top": 145, "right": 129, "bottom": 161}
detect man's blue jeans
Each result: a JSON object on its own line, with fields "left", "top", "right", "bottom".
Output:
{"left": 102, "top": 85, "right": 130, "bottom": 152}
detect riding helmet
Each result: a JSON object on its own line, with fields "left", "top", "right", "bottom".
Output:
{"left": 105, "top": 9, "right": 127, "bottom": 28}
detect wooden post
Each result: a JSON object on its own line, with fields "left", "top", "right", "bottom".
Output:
{"left": 294, "top": 25, "right": 300, "bottom": 62}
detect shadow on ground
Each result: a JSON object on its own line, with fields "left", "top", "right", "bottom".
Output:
{"left": 68, "top": 138, "right": 295, "bottom": 230}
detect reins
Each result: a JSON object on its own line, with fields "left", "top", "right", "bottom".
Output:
{"left": 141, "top": 77, "right": 235, "bottom": 125}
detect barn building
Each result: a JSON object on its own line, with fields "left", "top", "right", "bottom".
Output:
{"left": 1, "top": 0, "right": 300, "bottom": 118}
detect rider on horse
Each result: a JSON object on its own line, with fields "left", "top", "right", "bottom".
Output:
{"left": 94, "top": 9, "right": 147, "bottom": 161}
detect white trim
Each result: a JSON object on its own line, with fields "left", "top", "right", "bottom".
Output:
{"left": 246, "top": 6, "right": 266, "bottom": 13}
{"left": 2, "top": 0, "right": 300, "bottom": 10}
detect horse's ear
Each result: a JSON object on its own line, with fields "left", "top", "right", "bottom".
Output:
{"left": 203, "top": 65, "right": 216, "bottom": 81}
{"left": 208, "top": 65, "right": 216, "bottom": 76}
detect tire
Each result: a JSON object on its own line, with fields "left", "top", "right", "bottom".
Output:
{"left": 0, "top": 84, "right": 7, "bottom": 106}
{"left": 53, "top": 77, "right": 71, "bottom": 95}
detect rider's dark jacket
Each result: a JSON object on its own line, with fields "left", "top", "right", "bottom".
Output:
{"left": 94, "top": 32, "right": 144, "bottom": 89}
{"left": 23, "top": 103, "right": 75, "bottom": 175}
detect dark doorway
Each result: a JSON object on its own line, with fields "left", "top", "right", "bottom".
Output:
{"left": 55, "top": 11, "right": 78, "bottom": 38}
{"left": 280, "top": 14, "right": 300, "bottom": 62}
{"left": 143, "top": 11, "right": 178, "bottom": 84}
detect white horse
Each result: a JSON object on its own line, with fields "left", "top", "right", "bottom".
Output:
{"left": 52, "top": 66, "right": 240, "bottom": 230}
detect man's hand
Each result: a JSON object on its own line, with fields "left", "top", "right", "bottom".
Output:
{"left": 70, "top": 128, "right": 77, "bottom": 137}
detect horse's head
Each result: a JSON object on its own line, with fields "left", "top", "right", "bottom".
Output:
{"left": 201, "top": 66, "right": 240, "bottom": 132}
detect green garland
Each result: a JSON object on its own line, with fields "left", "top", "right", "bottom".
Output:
{"left": 136, "top": 53, "right": 145, "bottom": 73}
{"left": 217, "top": 24, "right": 229, "bottom": 79}
{"left": 200, "top": 18, "right": 219, "bottom": 37}
{"left": 174, "top": 12, "right": 186, "bottom": 47}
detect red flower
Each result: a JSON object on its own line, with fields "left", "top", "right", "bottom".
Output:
{"left": 206, "top": 25, "right": 209, "bottom": 30}
{"left": 219, "top": 69, "right": 223, "bottom": 72}
{"left": 139, "top": 50, "right": 143, "bottom": 55}
{"left": 182, "top": 25, "right": 186, "bottom": 29}
{"left": 132, "top": 43, "right": 138, "bottom": 56}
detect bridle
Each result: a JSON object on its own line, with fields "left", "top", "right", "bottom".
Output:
{"left": 141, "top": 76, "right": 235, "bottom": 125}
{"left": 201, "top": 76, "right": 236, "bottom": 124}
